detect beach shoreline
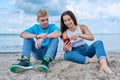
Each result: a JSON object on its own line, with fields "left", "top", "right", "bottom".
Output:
{"left": 0, "top": 51, "right": 120, "bottom": 80}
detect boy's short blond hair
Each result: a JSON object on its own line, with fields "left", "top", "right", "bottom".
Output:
{"left": 37, "top": 9, "right": 48, "bottom": 20}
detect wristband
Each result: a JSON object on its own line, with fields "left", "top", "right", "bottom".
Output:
{"left": 36, "top": 34, "right": 37, "bottom": 39}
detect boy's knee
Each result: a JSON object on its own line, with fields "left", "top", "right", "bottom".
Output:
{"left": 24, "top": 38, "right": 34, "bottom": 42}
{"left": 51, "top": 38, "right": 59, "bottom": 42}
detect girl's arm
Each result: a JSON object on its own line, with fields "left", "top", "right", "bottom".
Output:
{"left": 78, "top": 25, "right": 94, "bottom": 41}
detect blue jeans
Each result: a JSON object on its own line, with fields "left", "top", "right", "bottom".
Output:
{"left": 64, "top": 40, "right": 107, "bottom": 64}
{"left": 22, "top": 38, "right": 59, "bottom": 61}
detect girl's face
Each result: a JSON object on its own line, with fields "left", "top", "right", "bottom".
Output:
{"left": 63, "top": 15, "right": 74, "bottom": 28}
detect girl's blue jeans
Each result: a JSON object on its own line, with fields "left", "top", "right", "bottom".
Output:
{"left": 64, "top": 40, "right": 107, "bottom": 64}
{"left": 22, "top": 38, "right": 59, "bottom": 61}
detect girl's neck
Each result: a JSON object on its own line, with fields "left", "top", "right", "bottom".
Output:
{"left": 68, "top": 25, "right": 76, "bottom": 32}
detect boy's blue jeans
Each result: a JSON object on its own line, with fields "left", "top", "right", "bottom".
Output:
{"left": 22, "top": 38, "right": 58, "bottom": 61}
{"left": 64, "top": 40, "right": 107, "bottom": 64}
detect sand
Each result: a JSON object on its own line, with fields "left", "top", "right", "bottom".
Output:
{"left": 0, "top": 51, "right": 120, "bottom": 80}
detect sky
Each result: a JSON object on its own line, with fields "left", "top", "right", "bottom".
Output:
{"left": 0, "top": 0, "right": 120, "bottom": 34}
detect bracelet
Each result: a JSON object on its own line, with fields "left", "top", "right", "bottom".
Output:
{"left": 36, "top": 34, "right": 37, "bottom": 39}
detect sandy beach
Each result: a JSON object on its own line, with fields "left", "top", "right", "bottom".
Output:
{"left": 0, "top": 51, "right": 120, "bottom": 80}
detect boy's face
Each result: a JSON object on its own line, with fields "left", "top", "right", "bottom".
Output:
{"left": 38, "top": 15, "right": 49, "bottom": 29}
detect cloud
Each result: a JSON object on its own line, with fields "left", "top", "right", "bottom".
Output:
{"left": 0, "top": 0, "right": 120, "bottom": 34}
{"left": 15, "top": 0, "right": 68, "bottom": 16}
{"left": 0, "top": 11, "right": 36, "bottom": 34}
{"left": 104, "top": 2, "right": 120, "bottom": 17}
{"left": 67, "top": 0, "right": 120, "bottom": 21}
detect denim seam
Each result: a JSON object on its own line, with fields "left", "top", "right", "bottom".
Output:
{"left": 45, "top": 55, "right": 53, "bottom": 61}
{"left": 98, "top": 56, "right": 107, "bottom": 61}
{"left": 84, "top": 56, "right": 89, "bottom": 64}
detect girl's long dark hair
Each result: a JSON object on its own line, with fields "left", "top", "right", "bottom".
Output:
{"left": 60, "top": 10, "right": 77, "bottom": 38}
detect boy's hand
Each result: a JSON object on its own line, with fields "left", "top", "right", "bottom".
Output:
{"left": 37, "top": 34, "right": 47, "bottom": 39}
{"left": 35, "top": 38, "right": 44, "bottom": 49}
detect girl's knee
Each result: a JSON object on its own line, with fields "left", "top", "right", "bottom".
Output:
{"left": 96, "top": 40, "right": 103, "bottom": 44}
{"left": 64, "top": 52, "right": 71, "bottom": 60}
{"left": 95, "top": 40, "right": 103, "bottom": 45}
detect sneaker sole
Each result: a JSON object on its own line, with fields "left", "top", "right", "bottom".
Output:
{"left": 10, "top": 65, "right": 33, "bottom": 73}
{"left": 38, "top": 65, "right": 49, "bottom": 72}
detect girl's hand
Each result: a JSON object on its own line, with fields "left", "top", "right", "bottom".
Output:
{"left": 70, "top": 34, "right": 79, "bottom": 40}
{"left": 63, "top": 41, "right": 72, "bottom": 51}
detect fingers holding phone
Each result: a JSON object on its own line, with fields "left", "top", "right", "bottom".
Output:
{"left": 63, "top": 38, "right": 72, "bottom": 51}
{"left": 63, "top": 38, "right": 71, "bottom": 43}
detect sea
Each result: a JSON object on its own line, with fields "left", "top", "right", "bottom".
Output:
{"left": 0, "top": 33, "right": 120, "bottom": 52}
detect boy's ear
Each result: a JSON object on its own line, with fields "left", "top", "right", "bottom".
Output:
{"left": 37, "top": 19, "right": 40, "bottom": 23}
{"left": 37, "top": 18, "right": 39, "bottom": 22}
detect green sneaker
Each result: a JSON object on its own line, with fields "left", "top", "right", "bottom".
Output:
{"left": 38, "top": 59, "right": 49, "bottom": 72}
{"left": 44, "top": 56, "right": 50, "bottom": 62}
{"left": 10, "top": 58, "right": 33, "bottom": 73}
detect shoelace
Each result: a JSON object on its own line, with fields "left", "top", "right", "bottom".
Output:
{"left": 17, "top": 58, "right": 30, "bottom": 64}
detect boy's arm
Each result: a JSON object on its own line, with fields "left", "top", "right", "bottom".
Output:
{"left": 46, "top": 24, "right": 61, "bottom": 38}
{"left": 20, "top": 32, "right": 36, "bottom": 39}
{"left": 20, "top": 24, "right": 38, "bottom": 39}
{"left": 47, "top": 32, "right": 61, "bottom": 38}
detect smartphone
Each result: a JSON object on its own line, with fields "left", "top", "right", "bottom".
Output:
{"left": 63, "top": 38, "right": 71, "bottom": 44}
